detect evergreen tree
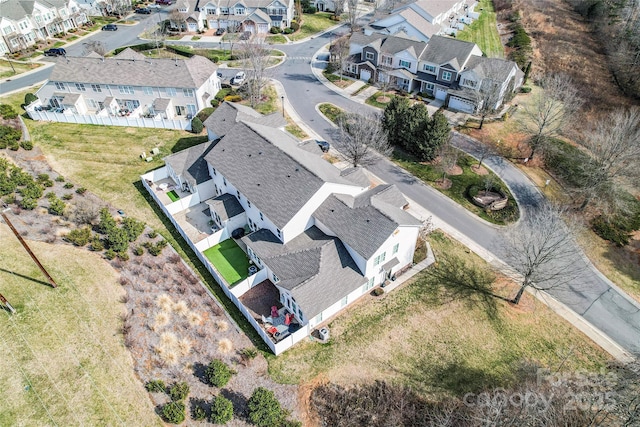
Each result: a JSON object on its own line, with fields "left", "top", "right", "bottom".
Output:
{"left": 382, "top": 97, "right": 411, "bottom": 147}
{"left": 415, "top": 111, "right": 451, "bottom": 161}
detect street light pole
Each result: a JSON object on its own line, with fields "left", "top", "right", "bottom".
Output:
{"left": 4, "top": 53, "right": 16, "bottom": 75}
{"left": 281, "top": 95, "right": 284, "bottom": 117}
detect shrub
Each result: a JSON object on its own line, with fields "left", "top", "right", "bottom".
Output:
{"left": 24, "top": 93, "right": 37, "bottom": 106}
{"left": 196, "top": 107, "right": 214, "bottom": 122}
{"left": 8, "top": 140, "right": 19, "bottom": 151}
{"left": 248, "top": 387, "right": 287, "bottom": 427}
{"left": 210, "top": 99, "right": 220, "bottom": 108}
{"left": 76, "top": 187, "right": 87, "bottom": 195}
{"left": 162, "top": 401, "right": 186, "bottom": 424}
{"left": 520, "top": 86, "right": 532, "bottom": 93}
{"left": 62, "top": 193, "right": 73, "bottom": 200}
{"left": 104, "top": 249, "right": 116, "bottom": 260}
{"left": 63, "top": 182, "right": 74, "bottom": 189}
{"left": 106, "top": 227, "right": 130, "bottom": 252}
{"left": 55, "top": 176, "right": 65, "bottom": 182}
{"left": 122, "top": 217, "right": 145, "bottom": 242}
{"left": 98, "top": 207, "right": 116, "bottom": 234}
{"left": 20, "top": 140, "right": 33, "bottom": 150}
{"left": 117, "top": 251, "right": 129, "bottom": 261}
{"left": 37, "top": 174, "right": 53, "bottom": 187}
{"left": 145, "top": 379, "right": 166, "bottom": 393}
{"left": 192, "top": 403, "right": 207, "bottom": 421}
{"left": 166, "top": 44, "right": 194, "bottom": 57}
{"left": 240, "top": 347, "right": 258, "bottom": 361}
{"left": 65, "top": 227, "right": 91, "bottom": 246}
{"left": 210, "top": 55, "right": 219, "bottom": 63}
{"left": 169, "top": 381, "right": 190, "bottom": 401}
{"left": 191, "top": 116, "right": 203, "bottom": 134}
{"left": 210, "top": 395, "right": 233, "bottom": 424}
{"left": 0, "top": 104, "right": 18, "bottom": 119}
{"left": 0, "top": 125, "right": 21, "bottom": 148}
{"left": 147, "top": 240, "right": 167, "bottom": 256}
{"left": 373, "top": 287, "right": 385, "bottom": 296}
{"left": 270, "top": 26, "right": 282, "bottom": 34}
{"left": 48, "top": 197, "right": 66, "bottom": 215}
{"left": 290, "top": 21, "right": 300, "bottom": 31}
{"left": 133, "top": 246, "right": 144, "bottom": 256}
{"left": 90, "top": 236, "right": 104, "bottom": 251}
{"left": 283, "top": 27, "right": 294, "bottom": 34}
{"left": 223, "top": 95, "right": 242, "bottom": 102}
{"left": 205, "top": 359, "right": 234, "bottom": 387}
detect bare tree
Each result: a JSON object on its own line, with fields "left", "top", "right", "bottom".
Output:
{"left": 436, "top": 142, "right": 459, "bottom": 184}
{"left": 337, "top": 111, "right": 392, "bottom": 167}
{"left": 474, "top": 65, "right": 509, "bottom": 129}
{"left": 577, "top": 107, "right": 640, "bottom": 210}
{"left": 519, "top": 73, "right": 582, "bottom": 159}
{"left": 330, "top": 35, "right": 350, "bottom": 80}
{"left": 238, "top": 35, "right": 271, "bottom": 108}
{"left": 474, "top": 141, "right": 498, "bottom": 171}
{"left": 375, "top": 50, "right": 395, "bottom": 97}
{"left": 346, "top": 0, "right": 360, "bottom": 31}
{"left": 501, "top": 202, "right": 583, "bottom": 304}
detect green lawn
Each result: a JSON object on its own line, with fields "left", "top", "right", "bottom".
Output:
{"left": 289, "top": 12, "right": 337, "bottom": 41}
{"left": 456, "top": 0, "right": 504, "bottom": 58}
{"left": 268, "top": 232, "right": 609, "bottom": 394}
{"left": 167, "top": 190, "right": 180, "bottom": 202}
{"left": 365, "top": 91, "right": 397, "bottom": 109}
{"left": 0, "top": 59, "right": 42, "bottom": 78}
{"left": 203, "top": 239, "right": 251, "bottom": 286}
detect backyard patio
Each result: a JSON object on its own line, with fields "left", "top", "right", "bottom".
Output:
{"left": 146, "top": 177, "right": 191, "bottom": 205}
{"left": 203, "top": 239, "right": 252, "bottom": 286}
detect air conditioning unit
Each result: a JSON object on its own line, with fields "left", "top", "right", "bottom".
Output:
{"left": 318, "top": 327, "right": 330, "bottom": 341}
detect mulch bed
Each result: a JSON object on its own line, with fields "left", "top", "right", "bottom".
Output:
{"left": 1, "top": 146, "right": 300, "bottom": 425}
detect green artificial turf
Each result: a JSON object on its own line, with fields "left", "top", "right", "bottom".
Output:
{"left": 203, "top": 239, "right": 251, "bottom": 285}
{"left": 167, "top": 190, "right": 180, "bottom": 202}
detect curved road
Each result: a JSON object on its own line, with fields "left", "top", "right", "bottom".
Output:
{"left": 1, "top": 26, "right": 638, "bottom": 358}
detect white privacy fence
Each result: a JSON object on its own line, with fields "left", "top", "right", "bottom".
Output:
{"left": 27, "top": 108, "right": 191, "bottom": 131}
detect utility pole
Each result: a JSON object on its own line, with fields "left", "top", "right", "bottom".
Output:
{"left": 1, "top": 210, "right": 58, "bottom": 288}
{"left": 0, "top": 293, "right": 16, "bottom": 314}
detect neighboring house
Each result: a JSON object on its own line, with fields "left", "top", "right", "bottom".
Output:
{"left": 366, "top": 0, "right": 479, "bottom": 42}
{"left": 344, "top": 32, "right": 522, "bottom": 113}
{"left": 203, "top": 100, "right": 286, "bottom": 140}
{"left": 0, "top": 0, "right": 88, "bottom": 53}
{"left": 168, "top": 0, "right": 294, "bottom": 33}
{"left": 312, "top": 0, "right": 343, "bottom": 12}
{"left": 142, "top": 102, "right": 423, "bottom": 354}
{"left": 27, "top": 48, "right": 221, "bottom": 129}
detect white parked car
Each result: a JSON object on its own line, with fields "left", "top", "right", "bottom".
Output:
{"left": 232, "top": 72, "right": 246, "bottom": 85}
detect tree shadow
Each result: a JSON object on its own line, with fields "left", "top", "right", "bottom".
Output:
{"left": 220, "top": 388, "right": 249, "bottom": 421}
{"left": 193, "top": 361, "right": 209, "bottom": 385}
{"left": 171, "top": 135, "right": 209, "bottom": 153}
{"left": 189, "top": 396, "right": 210, "bottom": 420}
{"left": 0, "top": 267, "right": 53, "bottom": 288}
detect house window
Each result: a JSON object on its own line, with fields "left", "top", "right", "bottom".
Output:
{"left": 175, "top": 105, "right": 186, "bottom": 116}
{"left": 441, "top": 71, "right": 452, "bottom": 81}
{"left": 392, "top": 243, "right": 399, "bottom": 255}
{"left": 362, "top": 277, "right": 375, "bottom": 293}
{"left": 75, "top": 83, "right": 86, "bottom": 91}
{"left": 381, "top": 55, "right": 392, "bottom": 66}
{"left": 462, "top": 78, "right": 477, "bottom": 88}
{"left": 118, "top": 85, "right": 134, "bottom": 94}
{"left": 235, "top": 7, "right": 245, "bottom": 14}
{"left": 91, "top": 84, "right": 102, "bottom": 92}
{"left": 143, "top": 86, "right": 153, "bottom": 95}
{"left": 212, "top": 167, "right": 216, "bottom": 175}
{"left": 220, "top": 7, "right": 229, "bottom": 14}
{"left": 399, "top": 59, "right": 411, "bottom": 69}
{"left": 272, "top": 273, "right": 279, "bottom": 282}
{"left": 236, "top": 190, "right": 241, "bottom": 199}
{"left": 298, "top": 308, "right": 303, "bottom": 321}
{"left": 423, "top": 64, "right": 436, "bottom": 73}
{"left": 365, "top": 51, "right": 374, "bottom": 61}
{"left": 166, "top": 87, "right": 177, "bottom": 96}
{"left": 186, "top": 104, "right": 197, "bottom": 116}
{"left": 2, "top": 26, "right": 12, "bottom": 35}
{"left": 277, "top": 229, "right": 281, "bottom": 238}
{"left": 374, "top": 251, "right": 386, "bottom": 266}
{"left": 206, "top": 7, "right": 215, "bottom": 14}
{"left": 183, "top": 88, "right": 194, "bottom": 97}
{"left": 86, "top": 98, "right": 98, "bottom": 109}
{"left": 341, "top": 296, "right": 348, "bottom": 307}
{"left": 54, "top": 82, "right": 65, "bottom": 90}
{"left": 247, "top": 200, "right": 251, "bottom": 208}
{"left": 223, "top": 177, "right": 226, "bottom": 185}
{"left": 259, "top": 212, "right": 263, "bottom": 221}
{"left": 423, "top": 82, "right": 434, "bottom": 92}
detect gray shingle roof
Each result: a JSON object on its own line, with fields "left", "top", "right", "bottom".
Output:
{"left": 463, "top": 56, "right": 517, "bottom": 83}
{"left": 399, "top": 8, "right": 441, "bottom": 38}
{"left": 2, "top": 0, "right": 35, "bottom": 21}
{"left": 48, "top": 55, "right": 218, "bottom": 88}
{"left": 203, "top": 122, "right": 342, "bottom": 229}
{"left": 350, "top": 31, "right": 426, "bottom": 57}
{"left": 314, "top": 185, "right": 421, "bottom": 259}
{"left": 206, "top": 193, "right": 245, "bottom": 220}
{"left": 202, "top": 101, "right": 286, "bottom": 139}
{"left": 114, "top": 47, "right": 146, "bottom": 61}
{"left": 419, "top": 35, "right": 478, "bottom": 70}
{"left": 163, "top": 141, "right": 215, "bottom": 187}
{"left": 242, "top": 226, "right": 364, "bottom": 319}
{"left": 340, "top": 167, "right": 371, "bottom": 188}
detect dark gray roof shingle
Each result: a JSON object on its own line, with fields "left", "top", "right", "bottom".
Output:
{"left": 163, "top": 141, "right": 215, "bottom": 187}
{"left": 48, "top": 55, "right": 218, "bottom": 88}
{"left": 202, "top": 101, "right": 286, "bottom": 138}
{"left": 419, "top": 35, "right": 478, "bottom": 70}
{"left": 242, "top": 226, "right": 364, "bottom": 319}
{"left": 206, "top": 193, "right": 245, "bottom": 220}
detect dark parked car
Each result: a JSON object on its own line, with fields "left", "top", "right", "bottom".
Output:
{"left": 315, "top": 140, "right": 330, "bottom": 152}
{"left": 239, "top": 31, "right": 251, "bottom": 40}
{"left": 231, "top": 228, "right": 245, "bottom": 239}
{"left": 156, "top": 0, "right": 173, "bottom": 4}
{"left": 43, "top": 48, "right": 66, "bottom": 57}
{"left": 102, "top": 24, "right": 118, "bottom": 31}
{"left": 135, "top": 7, "right": 151, "bottom": 13}
{"left": 215, "top": 28, "right": 225, "bottom": 36}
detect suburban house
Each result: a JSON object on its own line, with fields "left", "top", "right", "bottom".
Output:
{"left": 168, "top": 0, "right": 294, "bottom": 33}
{"left": 203, "top": 100, "right": 287, "bottom": 140}
{"left": 366, "top": 0, "right": 479, "bottom": 42}
{"left": 343, "top": 32, "right": 523, "bottom": 113}
{"left": 312, "top": 0, "right": 343, "bottom": 12}
{"left": 0, "top": 0, "right": 89, "bottom": 53}
{"left": 26, "top": 48, "right": 221, "bottom": 130}
{"left": 142, "top": 102, "right": 423, "bottom": 354}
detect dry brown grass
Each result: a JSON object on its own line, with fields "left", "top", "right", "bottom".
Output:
{"left": 178, "top": 339, "right": 192, "bottom": 356}
{"left": 156, "top": 294, "right": 174, "bottom": 312}
{"left": 154, "top": 312, "right": 170, "bottom": 328}
{"left": 218, "top": 339, "right": 233, "bottom": 354}
{"left": 188, "top": 312, "right": 203, "bottom": 326}
{"left": 160, "top": 332, "right": 178, "bottom": 348}
{"left": 215, "top": 319, "right": 229, "bottom": 332}
{"left": 172, "top": 300, "right": 189, "bottom": 316}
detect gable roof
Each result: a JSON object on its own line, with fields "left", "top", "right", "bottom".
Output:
{"left": 351, "top": 31, "right": 427, "bottom": 56}
{"left": 47, "top": 55, "right": 218, "bottom": 88}
{"left": 398, "top": 8, "right": 441, "bottom": 38}
{"left": 203, "top": 101, "right": 286, "bottom": 138}
{"left": 114, "top": 47, "right": 146, "bottom": 61}
{"left": 410, "top": 0, "right": 459, "bottom": 19}
{"left": 242, "top": 226, "right": 364, "bottom": 319}
{"left": 163, "top": 141, "right": 216, "bottom": 188}
{"left": 203, "top": 121, "right": 354, "bottom": 229}
{"left": 314, "top": 185, "right": 421, "bottom": 259}
{"left": 2, "top": 0, "right": 36, "bottom": 21}
{"left": 419, "top": 35, "right": 479, "bottom": 70}
{"left": 206, "top": 193, "right": 245, "bottom": 220}
{"left": 462, "top": 56, "right": 517, "bottom": 83}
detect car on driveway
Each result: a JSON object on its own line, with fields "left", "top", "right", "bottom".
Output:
{"left": 135, "top": 7, "right": 151, "bottom": 13}
{"left": 156, "top": 0, "right": 173, "bottom": 4}
{"left": 43, "top": 48, "right": 66, "bottom": 57}
{"left": 315, "top": 140, "right": 330, "bottom": 152}
{"left": 232, "top": 71, "right": 246, "bottom": 85}
{"left": 147, "top": 3, "right": 162, "bottom": 10}
{"left": 231, "top": 228, "right": 245, "bottom": 239}
{"left": 215, "top": 28, "right": 225, "bottom": 36}
{"left": 102, "top": 24, "right": 118, "bottom": 31}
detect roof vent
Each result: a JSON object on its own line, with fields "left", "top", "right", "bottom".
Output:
{"left": 366, "top": 219, "right": 370, "bottom": 222}
{"left": 248, "top": 153, "right": 251, "bottom": 157}
{"left": 295, "top": 168, "right": 299, "bottom": 172}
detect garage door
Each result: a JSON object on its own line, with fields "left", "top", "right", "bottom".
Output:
{"left": 360, "top": 69, "right": 371, "bottom": 81}
{"left": 449, "top": 96, "right": 475, "bottom": 113}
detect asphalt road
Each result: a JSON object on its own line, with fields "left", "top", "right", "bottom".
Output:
{"left": 1, "top": 23, "right": 638, "bottom": 356}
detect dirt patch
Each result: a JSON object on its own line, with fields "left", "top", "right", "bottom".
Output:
{"left": 435, "top": 178, "right": 452, "bottom": 189}
{"left": 447, "top": 165, "right": 463, "bottom": 176}
{"left": 471, "top": 164, "right": 489, "bottom": 175}
{"left": 376, "top": 95, "right": 391, "bottom": 104}
{"left": 1, "top": 146, "right": 300, "bottom": 426}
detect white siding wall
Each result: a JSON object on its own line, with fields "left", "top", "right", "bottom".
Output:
{"left": 362, "top": 226, "right": 419, "bottom": 281}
